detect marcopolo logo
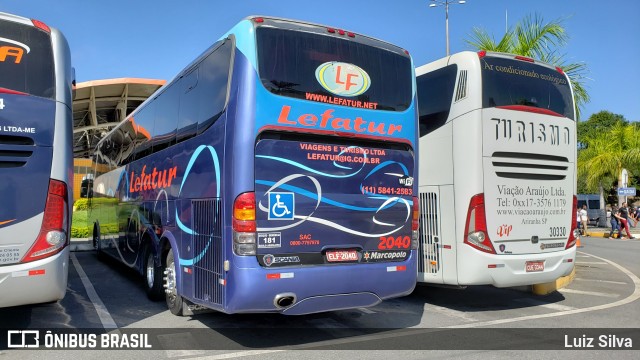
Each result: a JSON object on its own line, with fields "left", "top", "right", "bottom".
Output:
{"left": 315, "top": 61, "right": 370, "bottom": 97}
{"left": 541, "top": 242, "right": 565, "bottom": 250}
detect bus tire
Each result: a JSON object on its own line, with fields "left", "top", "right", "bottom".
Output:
{"left": 144, "top": 243, "right": 164, "bottom": 301}
{"left": 165, "top": 248, "right": 184, "bottom": 316}
{"left": 93, "top": 224, "right": 106, "bottom": 261}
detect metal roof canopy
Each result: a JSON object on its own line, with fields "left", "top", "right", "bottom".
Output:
{"left": 72, "top": 78, "right": 165, "bottom": 158}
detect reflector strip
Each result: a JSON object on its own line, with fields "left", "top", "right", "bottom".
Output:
{"left": 564, "top": 258, "right": 574, "bottom": 263}
{"left": 183, "top": 267, "right": 192, "bottom": 274}
{"left": 488, "top": 264, "right": 505, "bottom": 269}
{"left": 267, "top": 273, "right": 294, "bottom": 280}
{"left": 387, "top": 266, "right": 407, "bottom": 272}
{"left": 218, "top": 279, "right": 226, "bottom": 286}
{"left": 29, "top": 270, "right": 45, "bottom": 276}
{"left": 443, "top": 245, "right": 452, "bottom": 249}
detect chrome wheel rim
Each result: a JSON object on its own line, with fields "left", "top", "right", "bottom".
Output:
{"left": 146, "top": 252, "right": 155, "bottom": 289}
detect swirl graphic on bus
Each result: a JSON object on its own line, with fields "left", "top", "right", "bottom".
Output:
{"left": 176, "top": 145, "right": 221, "bottom": 266}
{"left": 256, "top": 157, "right": 412, "bottom": 237}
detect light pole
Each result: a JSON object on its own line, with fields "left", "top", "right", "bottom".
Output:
{"left": 429, "top": 0, "right": 467, "bottom": 56}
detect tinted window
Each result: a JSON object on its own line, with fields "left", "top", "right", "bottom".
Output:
{"left": 153, "top": 83, "right": 179, "bottom": 152}
{"left": 417, "top": 64, "right": 457, "bottom": 137}
{"left": 257, "top": 27, "right": 412, "bottom": 112}
{"left": 177, "top": 69, "right": 199, "bottom": 143}
{"left": 131, "top": 103, "right": 155, "bottom": 160}
{"left": 197, "top": 39, "right": 232, "bottom": 134}
{"left": 481, "top": 56, "right": 574, "bottom": 120}
{"left": 588, "top": 200, "right": 599, "bottom": 209}
{"left": 0, "top": 19, "right": 54, "bottom": 98}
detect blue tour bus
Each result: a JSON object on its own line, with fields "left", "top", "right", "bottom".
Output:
{"left": 0, "top": 12, "right": 74, "bottom": 308}
{"left": 90, "top": 16, "right": 419, "bottom": 316}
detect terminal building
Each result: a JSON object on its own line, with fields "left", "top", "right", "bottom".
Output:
{"left": 72, "top": 78, "right": 165, "bottom": 202}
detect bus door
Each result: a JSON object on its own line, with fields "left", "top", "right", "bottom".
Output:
{"left": 417, "top": 186, "right": 443, "bottom": 283}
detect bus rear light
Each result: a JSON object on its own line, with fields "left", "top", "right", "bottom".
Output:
{"left": 495, "top": 105, "right": 563, "bottom": 118}
{"left": 347, "top": 32, "right": 355, "bottom": 38}
{"left": 463, "top": 193, "right": 496, "bottom": 254}
{"left": 515, "top": 55, "right": 534, "bottom": 63}
{"left": 411, "top": 196, "right": 419, "bottom": 249}
{"left": 253, "top": 17, "right": 264, "bottom": 23}
{"left": 477, "top": 50, "right": 487, "bottom": 58}
{"left": 566, "top": 195, "right": 578, "bottom": 249}
{"left": 233, "top": 192, "right": 256, "bottom": 256}
{"left": 31, "top": 19, "right": 51, "bottom": 33}
{"left": 22, "top": 179, "right": 68, "bottom": 263}
{"left": 327, "top": 28, "right": 336, "bottom": 33}
{"left": 338, "top": 29, "right": 345, "bottom": 35}
{"left": 556, "top": 66, "right": 565, "bottom": 74}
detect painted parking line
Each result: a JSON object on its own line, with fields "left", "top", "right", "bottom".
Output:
{"left": 358, "top": 307, "right": 376, "bottom": 314}
{"left": 70, "top": 253, "right": 118, "bottom": 329}
{"left": 426, "top": 304, "right": 476, "bottom": 323}
{"left": 559, "top": 288, "right": 620, "bottom": 298}
{"left": 573, "top": 278, "right": 628, "bottom": 285}
{"left": 513, "top": 298, "right": 576, "bottom": 311}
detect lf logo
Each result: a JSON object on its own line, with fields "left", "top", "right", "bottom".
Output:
{"left": 315, "top": 61, "right": 371, "bottom": 97}
{"left": 7, "top": 330, "right": 40, "bottom": 348}
{"left": 268, "top": 192, "right": 294, "bottom": 220}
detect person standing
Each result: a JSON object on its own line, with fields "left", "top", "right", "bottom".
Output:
{"left": 576, "top": 205, "right": 582, "bottom": 235}
{"left": 610, "top": 205, "right": 621, "bottom": 239}
{"left": 579, "top": 204, "right": 589, "bottom": 236}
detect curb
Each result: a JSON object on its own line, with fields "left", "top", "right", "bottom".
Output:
{"left": 70, "top": 238, "right": 94, "bottom": 252}
{"left": 531, "top": 266, "right": 576, "bottom": 296}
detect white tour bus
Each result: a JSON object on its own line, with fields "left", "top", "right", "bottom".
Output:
{"left": 415, "top": 51, "right": 577, "bottom": 287}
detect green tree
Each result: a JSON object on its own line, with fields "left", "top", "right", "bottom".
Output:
{"left": 465, "top": 13, "right": 590, "bottom": 119}
{"left": 578, "top": 122, "right": 640, "bottom": 205}
{"left": 577, "top": 110, "right": 627, "bottom": 146}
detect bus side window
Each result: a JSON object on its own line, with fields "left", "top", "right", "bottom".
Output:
{"left": 176, "top": 69, "right": 199, "bottom": 143}
{"left": 417, "top": 64, "right": 457, "bottom": 137}
{"left": 131, "top": 103, "right": 156, "bottom": 161}
{"left": 153, "top": 83, "right": 179, "bottom": 153}
{"left": 197, "top": 39, "right": 233, "bottom": 135}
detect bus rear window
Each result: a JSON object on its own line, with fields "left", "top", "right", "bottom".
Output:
{"left": 257, "top": 27, "right": 412, "bottom": 112}
{"left": 0, "top": 19, "right": 54, "bottom": 99}
{"left": 481, "top": 57, "right": 574, "bottom": 120}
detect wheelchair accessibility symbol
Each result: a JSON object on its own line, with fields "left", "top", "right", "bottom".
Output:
{"left": 268, "top": 192, "right": 294, "bottom": 220}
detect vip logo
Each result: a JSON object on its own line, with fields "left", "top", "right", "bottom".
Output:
{"left": 497, "top": 224, "right": 513, "bottom": 238}
{"left": 315, "top": 62, "right": 370, "bottom": 97}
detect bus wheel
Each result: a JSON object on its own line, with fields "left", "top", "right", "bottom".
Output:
{"left": 144, "top": 244, "right": 164, "bottom": 301}
{"left": 164, "top": 248, "right": 184, "bottom": 316}
{"left": 93, "top": 224, "right": 106, "bottom": 261}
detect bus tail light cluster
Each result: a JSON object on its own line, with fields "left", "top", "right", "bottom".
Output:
{"left": 31, "top": 19, "right": 51, "bottom": 33}
{"left": 463, "top": 193, "right": 496, "bottom": 254}
{"left": 566, "top": 195, "right": 579, "bottom": 249}
{"left": 21, "top": 179, "right": 68, "bottom": 263}
{"left": 233, "top": 192, "right": 256, "bottom": 256}
{"left": 411, "top": 196, "right": 419, "bottom": 249}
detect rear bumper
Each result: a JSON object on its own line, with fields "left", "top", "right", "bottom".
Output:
{"left": 220, "top": 251, "right": 417, "bottom": 314}
{"left": 0, "top": 247, "right": 69, "bottom": 308}
{"left": 457, "top": 245, "right": 576, "bottom": 287}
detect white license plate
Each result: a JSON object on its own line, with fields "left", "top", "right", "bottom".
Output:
{"left": 526, "top": 261, "right": 544, "bottom": 272}
{"left": 326, "top": 250, "right": 358, "bottom": 262}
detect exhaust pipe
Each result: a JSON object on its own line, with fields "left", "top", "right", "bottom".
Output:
{"left": 274, "top": 293, "right": 296, "bottom": 308}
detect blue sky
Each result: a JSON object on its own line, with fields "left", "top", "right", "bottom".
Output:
{"left": 2, "top": 0, "right": 638, "bottom": 121}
